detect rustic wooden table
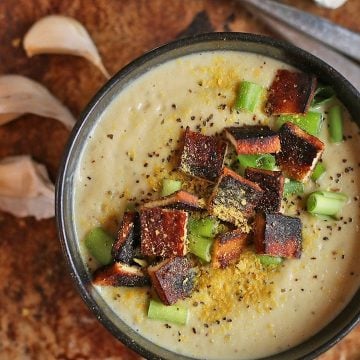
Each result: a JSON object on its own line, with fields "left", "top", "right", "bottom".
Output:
{"left": 0, "top": 1, "right": 359, "bottom": 359}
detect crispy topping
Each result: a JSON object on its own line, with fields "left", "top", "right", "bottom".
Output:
{"left": 148, "top": 257, "right": 195, "bottom": 305}
{"left": 140, "top": 190, "right": 203, "bottom": 211}
{"left": 276, "top": 122, "right": 325, "bottom": 181}
{"left": 254, "top": 212, "right": 302, "bottom": 258}
{"left": 93, "top": 262, "right": 150, "bottom": 287}
{"left": 208, "top": 167, "right": 263, "bottom": 230}
{"left": 112, "top": 212, "right": 140, "bottom": 264}
{"left": 178, "top": 127, "right": 227, "bottom": 182}
{"left": 140, "top": 208, "right": 188, "bottom": 257}
{"left": 245, "top": 168, "right": 284, "bottom": 213}
{"left": 193, "top": 251, "right": 277, "bottom": 324}
{"left": 212, "top": 229, "right": 248, "bottom": 269}
{"left": 266, "top": 69, "right": 317, "bottom": 115}
{"left": 224, "top": 126, "right": 280, "bottom": 154}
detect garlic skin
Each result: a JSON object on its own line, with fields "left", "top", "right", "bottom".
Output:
{"left": 0, "top": 156, "right": 54, "bottom": 220}
{"left": 23, "top": 15, "right": 110, "bottom": 78}
{"left": 314, "top": 0, "right": 347, "bottom": 9}
{"left": 0, "top": 75, "right": 75, "bottom": 129}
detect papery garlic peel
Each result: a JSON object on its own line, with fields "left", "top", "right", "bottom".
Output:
{"left": 0, "top": 155, "right": 54, "bottom": 220}
{"left": 0, "top": 74, "right": 75, "bottom": 129}
{"left": 23, "top": 15, "right": 110, "bottom": 78}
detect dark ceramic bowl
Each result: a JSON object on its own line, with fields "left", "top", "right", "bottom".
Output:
{"left": 56, "top": 32, "right": 360, "bottom": 360}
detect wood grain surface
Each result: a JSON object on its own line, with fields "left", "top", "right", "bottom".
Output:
{"left": 0, "top": 1, "right": 359, "bottom": 359}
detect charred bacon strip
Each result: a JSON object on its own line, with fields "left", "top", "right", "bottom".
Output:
{"left": 93, "top": 262, "right": 150, "bottom": 287}
{"left": 254, "top": 213, "right": 302, "bottom": 258}
{"left": 112, "top": 212, "right": 140, "bottom": 264}
{"left": 148, "top": 257, "right": 195, "bottom": 305}
{"left": 266, "top": 69, "right": 317, "bottom": 115}
{"left": 224, "top": 126, "right": 280, "bottom": 154}
{"left": 140, "top": 190, "right": 203, "bottom": 211}
{"left": 208, "top": 167, "right": 263, "bottom": 227}
{"left": 276, "top": 122, "right": 325, "bottom": 181}
{"left": 212, "top": 229, "right": 248, "bottom": 269}
{"left": 178, "top": 127, "right": 227, "bottom": 182}
{"left": 245, "top": 168, "right": 284, "bottom": 213}
{"left": 140, "top": 208, "right": 188, "bottom": 257}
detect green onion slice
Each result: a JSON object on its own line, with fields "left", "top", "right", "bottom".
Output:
{"left": 188, "top": 217, "right": 218, "bottom": 238}
{"left": 258, "top": 255, "right": 284, "bottom": 266}
{"left": 283, "top": 180, "right": 304, "bottom": 196}
{"left": 307, "top": 190, "right": 348, "bottom": 217}
{"left": 148, "top": 299, "right": 188, "bottom": 325}
{"left": 311, "top": 163, "right": 326, "bottom": 182}
{"left": 125, "top": 203, "right": 136, "bottom": 211}
{"left": 311, "top": 85, "right": 336, "bottom": 109}
{"left": 161, "top": 179, "right": 182, "bottom": 197}
{"left": 235, "top": 81, "right": 263, "bottom": 112}
{"left": 188, "top": 233, "right": 213, "bottom": 262}
{"left": 276, "top": 112, "right": 323, "bottom": 136}
{"left": 84, "top": 227, "right": 114, "bottom": 265}
{"left": 237, "top": 154, "right": 276, "bottom": 174}
{"left": 328, "top": 105, "right": 343, "bottom": 143}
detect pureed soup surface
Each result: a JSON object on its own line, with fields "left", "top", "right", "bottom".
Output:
{"left": 73, "top": 51, "right": 360, "bottom": 359}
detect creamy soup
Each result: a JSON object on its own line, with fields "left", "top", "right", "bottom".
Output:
{"left": 73, "top": 51, "right": 360, "bottom": 359}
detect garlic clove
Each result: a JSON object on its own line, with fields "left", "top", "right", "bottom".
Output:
{"left": 0, "top": 194, "right": 54, "bottom": 220}
{"left": 314, "top": 0, "right": 347, "bottom": 8}
{"left": 0, "top": 75, "right": 76, "bottom": 129}
{"left": 0, "top": 155, "right": 54, "bottom": 198}
{"left": 0, "top": 155, "right": 54, "bottom": 220}
{"left": 23, "top": 15, "right": 110, "bottom": 78}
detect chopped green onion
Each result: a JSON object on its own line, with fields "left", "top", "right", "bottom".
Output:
{"left": 235, "top": 81, "right": 263, "bottom": 112}
{"left": 307, "top": 191, "right": 348, "bottom": 217}
{"left": 311, "top": 85, "right": 336, "bottom": 109}
{"left": 148, "top": 299, "right": 188, "bottom": 325}
{"left": 311, "top": 163, "right": 326, "bottom": 182}
{"left": 276, "top": 111, "right": 323, "bottom": 136}
{"left": 283, "top": 180, "right": 304, "bottom": 196}
{"left": 125, "top": 203, "right": 136, "bottom": 211}
{"left": 328, "top": 105, "right": 343, "bottom": 143}
{"left": 188, "top": 217, "right": 218, "bottom": 238}
{"left": 161, "top": 179, "right": 182, "bottom": 197}
{"left": 314, "top": 214, "right": 333, "bottom": 221}
{"left": 237, "top": 154, "right": 276, "bottom": 174}
{"left": 258, "top": 255, "right": 284, "bottom": 266}
{"left": 84, "top": 227, "right": 114, "bottom": 265}
{"left": 188, "top": 233, "right": 213, "bottom": 262}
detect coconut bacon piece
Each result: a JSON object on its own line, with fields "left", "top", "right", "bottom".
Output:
{"left": 254, "top": 213, "right": 302, "bottom": 259}
{"left": 208, "top": 167, "right": 263, "bottom": 230}
{"left": 212, "top": 229, "right": 248, "bottom": 269}
{"left": 244, "top": 168, "right": 284, "bottom": 213}
{"left": 178, "top": 127, "right": 227, "bottom": 182}
{"left": 93, "top": 262, "right": 150, "bottom": 287}
{"left": 224, "top": 126, "right": 280, "bottom": 154}
{"left": 112, "top": 212, "right": 140, "bottom": 264}
{"left": 266, "top": 69, "right": 317, "bottom": 115}
{"left": 148, "top": 257, "right": 195, "bottom": 305}
{"left": 140, "top": 190, "right": 203, "bottom": 211}
{"left": 277, "top": 122, "right": 325, "bottom": 181}
{"left": 140, "top": 208, "right": 188, "bottom": 257}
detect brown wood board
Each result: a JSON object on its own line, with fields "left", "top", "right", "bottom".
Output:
{"left": 0, "top": 0, "right": 359, "bottom": 359}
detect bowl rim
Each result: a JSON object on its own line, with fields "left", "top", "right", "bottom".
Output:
{"left": 56, "top": 31, "right": 360, "bottom": 360}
